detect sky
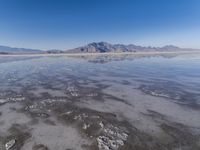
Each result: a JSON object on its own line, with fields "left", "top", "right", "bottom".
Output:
{"left": 0, "top": 0, "right": 200, "bottom": 50}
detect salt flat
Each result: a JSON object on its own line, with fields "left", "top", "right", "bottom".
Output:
{"left": 0, "top": 53, "right": 200, "bottom": 150}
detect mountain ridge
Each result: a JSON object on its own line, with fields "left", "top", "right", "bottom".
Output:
{"left": 65, "top": 42, "right": 193, "bottom": 53}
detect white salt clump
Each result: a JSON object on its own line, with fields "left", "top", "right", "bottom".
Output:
{"left": 70, "top": 92, "right": 79, "bottom": 97}
{"left": 117, "top": 132, "right": 128, "bottom": 141}
{"left": 25, "top": 99, "right": 68, "bottom": 111}
{"left": 59, "top": 111, "right": 73, "bottom": 116}
{"left": 83, "top": 123, "right": 90, "bottom": 130}
{"left": 65, "top": 111, "right": 73, "bottom": 115}
{"left": 25, "top": 103, "right": 41, "bottom": 111}
{"left": 87, "top": 93, "right": 98, "bottom": 97}
{"left": 7, "top": 78, "right": 17, "bottom": 81}
{"left": 67, "top": 86, "right": 77, "bottom": 92}
{"left": 0, "top": 99, "right": 7, "bottom": 104}
{"left": 42, "top": 98, "right": 66, "bottom": 105}
{"left": 81, "top": 113, "right": 88, "bottom": 118}
{"left": 149, "top": 91, "right": 181, "bottom": 100}
{"left": 104, "top": 128, "right": 115, "bottom": 135}
{"left": 66, "top": 86, "right": 79, "bottom": 97}
{"left": 97, "top": 135, "right": 126, "bottom": 150}
{"left": 5, "top": 139, "right": 16, "bottom": 150}
{"left": 74, "top": 115, "right": 82, "bottom": 120}
{"left": 99, "top": 122, "right": 104, "bottom": 128}
{"left": 9, "top": 97, "right": 25, "bottom": 102}
{"left": 150, "top": 91, "right": 161, "bottom": 97}
{"left": 97, "top": 136, "right": 110, "bottom": 150}
{"left": 97, "top": 125, "right": 128, "bottom": 150}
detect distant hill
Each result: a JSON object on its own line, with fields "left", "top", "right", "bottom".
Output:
{"left": 65, "top": 42, "right": 194, "bottom": 53}
{"left": 46, "top": 49, "right": 64, "bottom": 54}
{"left": 0, "top": 45, "right": 43, "bottom": 54}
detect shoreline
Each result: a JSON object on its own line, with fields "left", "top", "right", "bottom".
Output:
{"left": 0, "top": 50, "right": 200, "bottom": 57}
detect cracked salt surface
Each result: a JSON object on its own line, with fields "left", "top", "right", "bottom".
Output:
{"left": 97, "top": 123, "right": 128, "bottom": 150}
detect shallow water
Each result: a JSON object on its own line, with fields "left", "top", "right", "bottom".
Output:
{"left": 1, "top": 54, "right": 200, "bottom": 105}
{"left": 0, "top": 53, "right": 200, "bottom": 150}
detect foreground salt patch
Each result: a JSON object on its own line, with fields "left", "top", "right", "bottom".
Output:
{"left": 57, "top": 104, "right": 129, "bottom": 149}
{"left": 97, "top": 122, "right": 128, "bottom": 150}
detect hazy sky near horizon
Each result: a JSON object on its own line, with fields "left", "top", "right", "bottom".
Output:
{"left": 0, "top": 0, "right": 200, "bottom": 50}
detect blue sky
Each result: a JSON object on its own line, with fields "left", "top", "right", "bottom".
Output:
{"left": 0, "top": 0, "right": 200, "bottom": 50}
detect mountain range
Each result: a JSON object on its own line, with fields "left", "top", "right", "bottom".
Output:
{"left": 0, "top": 42, "right": 198, "bottom": 54}
{"left": 65, "top": 42, "right": 183, "bottom": 53}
